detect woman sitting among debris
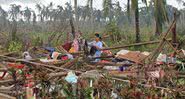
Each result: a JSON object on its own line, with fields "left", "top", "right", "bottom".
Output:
{"left": 69, "top": 32, "right": 80, "bottom": 53}
{"left": 89, "top": 33, "right": 103, "bottom": 62}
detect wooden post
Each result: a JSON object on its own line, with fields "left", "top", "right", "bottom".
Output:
{"left": 70, "top": 18, "right": 75, "bottom": 39}
{"left": 172, "top": 11, "right": 177, "bottom": 47}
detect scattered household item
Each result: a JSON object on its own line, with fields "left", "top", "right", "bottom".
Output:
{"left": 65, "top": 71, "right": 78, "bottom": 84}
{"left": 66, "top": 54, "right": 74, "bottom": 60}
{"left": 103, "top": 66, "right": 119, "bottom": 71}
{"left": 167, "top": 57, "right": 176, "bottom": 64}
{"left": 119, "top": 66, "right": 127, "bottom": 71}
{"left": 156, "top": 53, "right": 167, "bottom": 63}
{"left": 44, "top": 47, "right": 55, "bottom": 53}
{"left": 23, "top": 51, "right": 32, "bottom": 60}
{"left": 80, "top": 70, "right": 102, "bottom": 79}
{"left": 40, "top": 59, "right": 58, "bottom": 63}
{"left": 51, "top": 52, "right": 74, "bottom": 60}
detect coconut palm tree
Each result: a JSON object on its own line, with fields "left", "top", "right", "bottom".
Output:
{"left": 32, "top": 11, "right": 37, "bottom": 25}
{"left": 114, "top": 2, "right": 122, "bottom": 24}
{"left": 9, "top": 4, "right": 21, "bottom": 21}
{"left": 0, "top": 6, "right": 8, "bottom": 26}
{"left": 36, "top": 4, "right": 44, "bottom": 22}
{"left": 23, "top": 7, "right": 32, "bottom": 23}
{"left": 81, "top": 5, "right": 90, "bottom": 21}
{"left": 9, "top": 4, "right": 21, "bottom": 41}
{"left": 56, "top": 5, "right": 64, "bottom": 21}
{"left": 86, "top": 0, "right": 96, "bottom": 31}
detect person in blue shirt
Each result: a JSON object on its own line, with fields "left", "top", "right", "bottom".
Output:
{"left": 89, "top": 33, "right": 103, "bottom": 62}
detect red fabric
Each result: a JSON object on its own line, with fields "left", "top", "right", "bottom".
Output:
{"left": 102, "top": 50, "right": 112, "bottom": 55}
{"left": 62, "top": 42, "right": 72, "bottom": 51}
{"left": 24, "top": 74, "right": 34, "bottom": 88}
{"left": 8, "top": 63, "right": 25, "bottom": 69}
{"left": 0, "top": 71, "right": 7, "bottom": 79}
{"left": 100, "top": 60, "right": 110, "bottom": 63}
{"left": 61, "top": 56, "right": 68, "bottom": 61}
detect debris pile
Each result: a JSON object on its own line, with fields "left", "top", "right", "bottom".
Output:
{"left": 0, "top": 20, "right": 185, "bottom": 98}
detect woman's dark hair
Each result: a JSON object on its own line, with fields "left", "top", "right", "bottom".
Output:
{"left": 95, "top": 33, "right": 102, "bottom": 40}
{"left": 95, "top": 33, "right": 100, "bottom": 38}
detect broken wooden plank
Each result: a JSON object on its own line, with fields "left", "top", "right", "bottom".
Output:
{"left": 0, "top": 93, "right": 16, "bottom": 99}
{"left": 0, "top": 55, "right": 83, "bottom": 74}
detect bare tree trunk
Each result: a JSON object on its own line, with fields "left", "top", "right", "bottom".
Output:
{"left": 135, "top": 1, "right": 140, "bottom": 43}
{"left": 74, "top": 0, "right": 79, "bottom": 30}
{"left": 70, "top": 18, "right": 75, "bottom": 39}
{"left": 11, "top": 19, "right": 17, "bottom": 41}
{"left": 90, "top": 0, "right": 94, "bottom": 32}
{"left": 155, "top": 18, "right": 162, "bottom": 36}
{"left": 172, "top": 11, "right": 177, "bottom": 47}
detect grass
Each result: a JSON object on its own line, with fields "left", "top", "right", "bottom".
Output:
{"left": 3, "top": 22, "right": 185, "bottom": 53}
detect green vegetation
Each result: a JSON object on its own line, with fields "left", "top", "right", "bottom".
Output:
{"left": 8, "top": 41, "right": 22, "bottom": 52}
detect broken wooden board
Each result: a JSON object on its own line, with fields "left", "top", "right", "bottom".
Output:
{"left": 116, "top": 51, "right": 148, "bottom": 64}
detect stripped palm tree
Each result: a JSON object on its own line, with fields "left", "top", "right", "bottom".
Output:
{"left": 9, "top": 4, "right": 21, "bottom": 21}
{"left": 36, "top": 4, "right": 44, "bottom": 22}
{"left": 32, "top": 11, "right": 37, "bottom": 25}
{"left": 23, "top": 7, "right": 32, "bottom": 23}
{"left": 103, "top": 0, "right": 113, "bottom": 22}
{"left": 87, "top": 0, "right": 95, "bottom": 31}
{"left": 0, "top": 6, "right": 8, "bottom": 26}
{"left": 74, "top": 0, "right": 79, "bottom": 28}
{"left": 152, "top": 0, "right": 169, "bottom": 35}
{"left": 127, "top": 0, "right": 147, "bottom": 43}
{"left": 9, "top": 4, "right": 21, "bottom": 41}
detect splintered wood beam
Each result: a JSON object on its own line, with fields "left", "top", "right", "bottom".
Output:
{"left": 111, "top": 77, "right": 185, "bottom": 93}
{"left": 0, "top": 55, "right": 83, "bottom": 74}
{"left": 102, "top": 39, "right": 171, "bottom": 50}
{"left": 0, "top": 68, "right": 7, "bottom": 72}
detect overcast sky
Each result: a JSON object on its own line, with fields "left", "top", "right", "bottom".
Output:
{"left": 0, "top": 0, "right": 184, "bottom": 11}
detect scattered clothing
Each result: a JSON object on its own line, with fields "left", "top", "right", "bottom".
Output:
{"left": 44, "top": 47, "right": 55, "bottom": 53}
{"left": 49, "top": 51, "right": 74, "bottom": 61}
{"left": 40, "top": 59, "right": 58, "bottom": 63}
{"left": 157, "top": 53, "right": 167, "bottom": 63}
{"left": 69, "top": 39, "right": 79, "bottom": 53}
